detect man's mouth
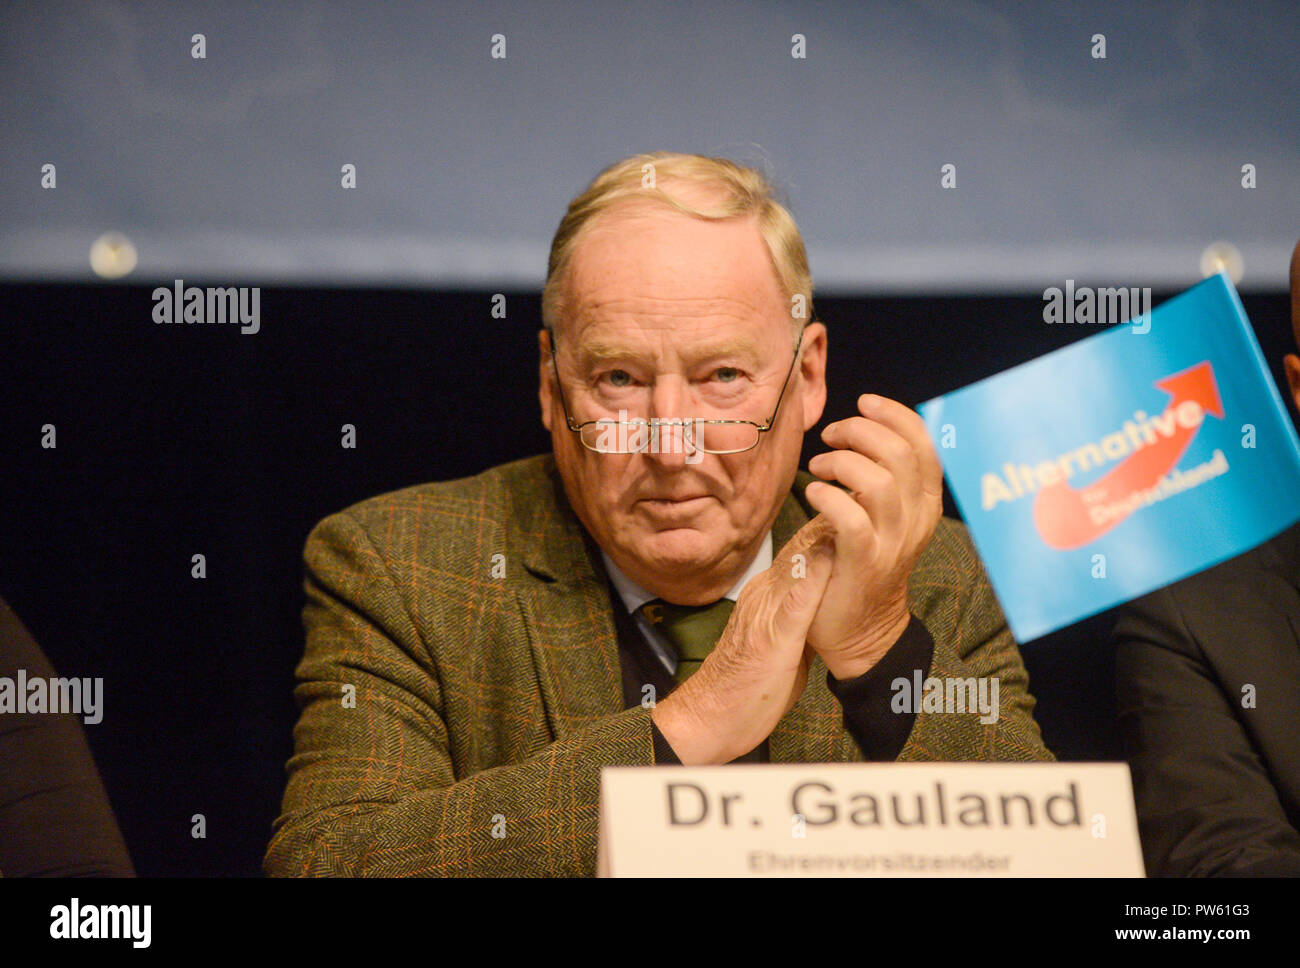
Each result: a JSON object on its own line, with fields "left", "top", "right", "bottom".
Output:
{"left": 638, "top": 494, "right": 712, "bottom": 510}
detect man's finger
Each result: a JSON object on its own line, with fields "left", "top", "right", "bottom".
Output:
{"left": 821, "top": 414, "right": 919, "bottom": 498}
{"left": 804, "top": 480, "right": 879, "bottom": 562}
{"left": 807, "top": 448, "right": 904, "bottom": 535}
{"left": 775, "top": 512, "right": 835, "bottom": 576}
{"left": 826, "top": 394, "right": 943, "bottom": 499}
{"left": 772, "top": 539, "right": 833, "bottom": 644}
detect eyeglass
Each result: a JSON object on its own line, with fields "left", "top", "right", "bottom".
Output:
{"left": 549, "top": 329, "right": 804, "bottom": 455}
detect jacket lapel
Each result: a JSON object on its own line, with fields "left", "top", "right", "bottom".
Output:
{"left": 512, "top": 457, "right": 624, "bottom": 739}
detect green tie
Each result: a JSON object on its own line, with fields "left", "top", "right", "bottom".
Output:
{"left": 641, "top": 598, "right": 736, "bottom": 683}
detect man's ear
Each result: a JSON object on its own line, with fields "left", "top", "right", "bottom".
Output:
{"left": 538, "top": 328, "right": 554, "bottom": 432}
{"left": 798, "top": 321, "right": 829, "bottom": 431}
{"left": 1285, "top": 353, "right": 1300, "bottom": 418}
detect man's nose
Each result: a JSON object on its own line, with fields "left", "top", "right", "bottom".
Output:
{"left": 644, "top": 376, "right": 696, "bottom": 467}
{"left": 648, "top": 374, "right": 691, "bottom": 421}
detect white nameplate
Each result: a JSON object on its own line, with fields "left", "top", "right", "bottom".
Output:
{"left": 598, "top": 763, "right": 1144, "bottom": 877}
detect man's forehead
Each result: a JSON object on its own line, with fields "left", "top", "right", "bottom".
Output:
{"left": 559, "top": 207, "right": 788, "bottom": 351}
{"left": 571, "top": 326, "right": 765, "bottom": 365}
{"left": 562, "top": 291, "right": 786, "bottom": 362}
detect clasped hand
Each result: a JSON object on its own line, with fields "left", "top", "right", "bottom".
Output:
{"left": 651, "top": 393, "right": 943, "bottom": 765}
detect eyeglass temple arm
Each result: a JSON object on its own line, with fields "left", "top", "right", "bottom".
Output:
{"left": 547, "top": 331, "right": 582, "bottom": 430}
{"left": 758, "top": 330, "right": 804, "bottom": 431}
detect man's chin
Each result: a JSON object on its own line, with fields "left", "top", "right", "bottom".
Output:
{"left": 622, "top": 527, "right": 729, "bottom": 578}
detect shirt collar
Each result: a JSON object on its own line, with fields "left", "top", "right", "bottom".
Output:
{"left": 600, "top": 531, "right": 774, "bottom": 614}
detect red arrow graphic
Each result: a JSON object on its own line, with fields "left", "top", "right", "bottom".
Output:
{"left": 1032, "top": 360, "right": 1224, "bottom": 550}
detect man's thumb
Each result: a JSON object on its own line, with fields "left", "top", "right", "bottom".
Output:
{"left": 772, "top": 541, "right": 833, "bottom": 640}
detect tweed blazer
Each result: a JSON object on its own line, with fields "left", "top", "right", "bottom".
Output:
{"left": 265, "top": 453, "right": 1053, "bottom": 877}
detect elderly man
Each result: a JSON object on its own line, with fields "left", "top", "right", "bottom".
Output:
{"left": 265, "top": 153, "right": 1052, "bottom": 877}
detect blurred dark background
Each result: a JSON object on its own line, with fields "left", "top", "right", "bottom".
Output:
{"left": 1, "top": 0, "right": 1297, "bottom": 876}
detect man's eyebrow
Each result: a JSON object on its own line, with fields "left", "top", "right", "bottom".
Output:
{"left": 574, "top": 334, "right": 764, "bottom": 368}
{"left": 574, "top": 340, "right": 643, "bottom": 366}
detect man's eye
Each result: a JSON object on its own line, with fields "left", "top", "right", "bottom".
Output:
{"left": 713, "top": 367, "right": 742, "bottom": 383}
{"left": 603, "top": 369, "right": 634, "bottom": 388}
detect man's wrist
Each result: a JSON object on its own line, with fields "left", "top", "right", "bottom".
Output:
{"left": 821, "top": 609, "right": 913, "bottom": 680}
{"left": 651, "top": 693, "right": 726, "bottom": 766}
{"left": 650, "top": 714, "right": 683, "bottom": 765}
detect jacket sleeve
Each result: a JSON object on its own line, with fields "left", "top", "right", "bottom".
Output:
{"left": 1114, "top": 589, "right": 1300, "bottom": 876}
{"left": 897, "top": 524, "right": 1055, "bottom": 763}
{"left": 264, "top": 511, "right": 654, "bottom": 878}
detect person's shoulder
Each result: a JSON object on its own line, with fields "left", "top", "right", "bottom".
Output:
{"left": 1125, "top": 519, "right": 1300, "bottom": 616}
{"left": 342, "top": 453, "right": 551, "bottom": 515}
{"left": 306, "top": 453, "right": 556, "bottom": 555}
{"left": 1115, "top": 520, "right": 1300, "bottom": 653}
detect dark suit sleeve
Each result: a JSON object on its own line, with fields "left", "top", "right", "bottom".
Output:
{"left": 0, "top": 599, "right": 134, "bottom": 877}
{"left": 651, "top": 720, "right": 682, "bottom": 765}
{"left": 826, "top": 615, "right": 933, "bottom": 760}
{"left": 1114, "top": 588, "right": 1300, "bottom": 876}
